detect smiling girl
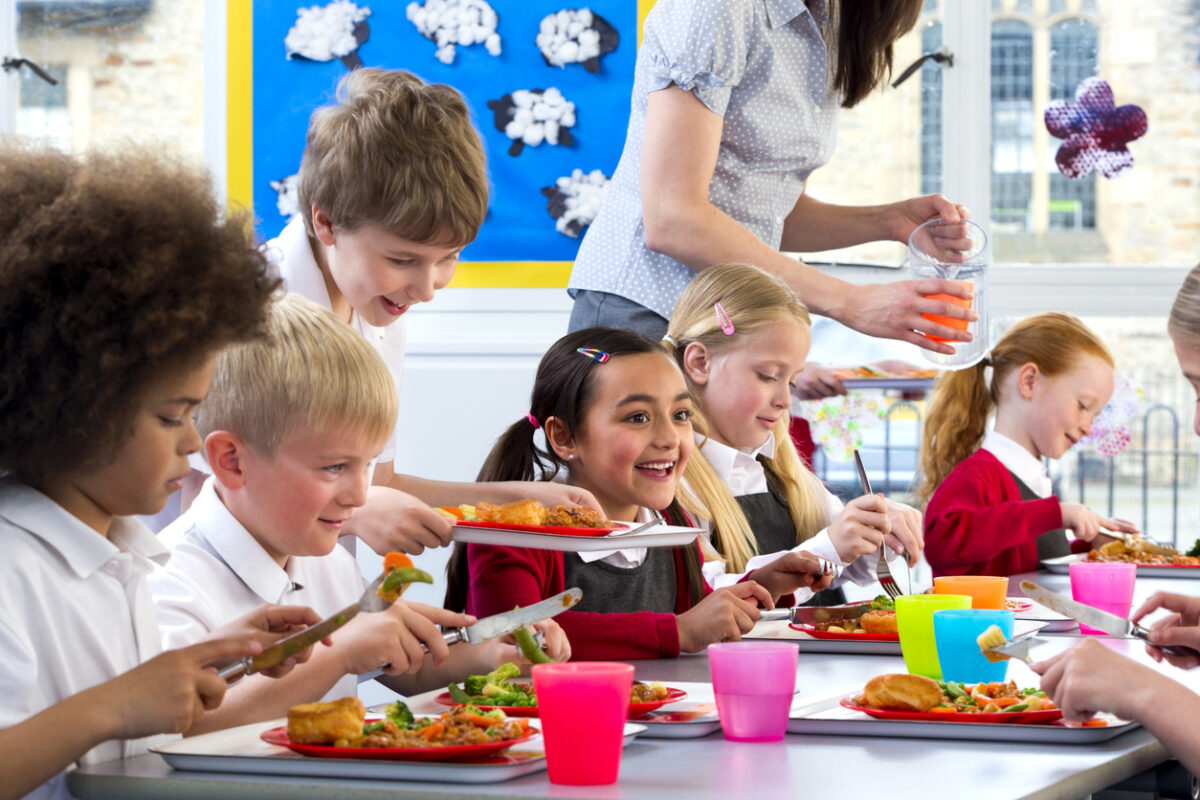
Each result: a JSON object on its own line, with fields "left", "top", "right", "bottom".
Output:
{"left": 665, "top": 264, "right": 923, "bottom": 602}
{"left": 918, "top": 312, "right": 1139, "bottom": 576}
{"left": 444, "top": 328, "right": 832, "bottom": 660}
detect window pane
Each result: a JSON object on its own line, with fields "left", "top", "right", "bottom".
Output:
{"left": 1048, "top": 18, "right": 1098, "bottom": 231}
{"left": 920, "top": 22, "right": 943, "bottom": 197}
{"left": 991, "top": 20, "right": 1034, "bottom": 231}
{"left": 15, "top": 0, "right": 205, "bottom": 164}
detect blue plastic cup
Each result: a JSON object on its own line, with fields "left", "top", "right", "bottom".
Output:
{"left": 932, "top": 609, "right": 1015, "bottom": 684}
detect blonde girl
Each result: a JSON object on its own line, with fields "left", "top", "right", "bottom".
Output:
{"left": 444, "top": 327, "right": 832, "bottom": 660}
{"left": 665, "top": 263, "right": 924, "bottom": 601}
{"left": 918, "top": 312, "right": 1138, "bottom": 576}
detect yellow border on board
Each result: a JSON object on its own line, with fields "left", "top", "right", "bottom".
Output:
{"left": 224, "top": 1, "right": 655, "bottom": 288}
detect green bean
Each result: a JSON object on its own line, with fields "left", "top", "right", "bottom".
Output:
{"left": 1002, "top": 702, "right": 1030, "bottom": 713}
{"left": 944, "top": 681, "right": 967, "bottom": 699}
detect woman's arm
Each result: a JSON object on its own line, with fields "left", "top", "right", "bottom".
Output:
{"left": 640, "top": 85, "right": 973, "bottom": 351}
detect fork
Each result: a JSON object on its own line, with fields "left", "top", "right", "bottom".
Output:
{"left": 853, "top": 449, "right": 902, "bottom": 599}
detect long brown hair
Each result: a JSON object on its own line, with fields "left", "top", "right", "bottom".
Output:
{"left": 665, "top": 264, "right": 829, "bottom": 574}
{"left": 915, "top": 313, "right": 1113, "bottom": 507}
{"left": 828, "top": 0, "right": 924, "bottom": 108}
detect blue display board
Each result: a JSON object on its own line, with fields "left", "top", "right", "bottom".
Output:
{"left": 251, "top": 1, "right": 636, "bottom": 264}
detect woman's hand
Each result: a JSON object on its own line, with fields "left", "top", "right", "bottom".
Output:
{"left": 885, "top": 193, "right": 970, "bottom": 244}
{"left": 343, "top": 485, "right": 454, "bottom": 557}
{"left": 675, "top": 582, "right": 773, "bottom": 653}
{"left": 746, "top": 552, "right": 834, "bottom": 601}
{"left": 834, "top": 280, "right": 977, "bottom": 355}
{"left": 500, "top": 481, "right": 606, "bottom": 516}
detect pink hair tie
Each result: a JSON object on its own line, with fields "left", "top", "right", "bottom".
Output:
{"left": 715, "top": 302, "right": 735, "bottom": 335}
{"left": 525, "top": 412, "right": 540, "bottom": 428}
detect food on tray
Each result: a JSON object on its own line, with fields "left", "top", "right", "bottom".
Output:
{"left": 860, "top": 609, "right": 899, "bottom": 634}
{"left": 442, "top": 498, "right": 613, "bottom": 529}
{"left": 447, "top": 662, "right": 669, "bottom": 707}
{"left": 287, "top": 697, "right": 528, "bottom": 749}
{"left": 831, "top": 365, "right": 937, "bottom": 380}
{"left": 976, "top": 625, "right": 1009, "bottom": 662}
{"left": 1087, "top": 538, "right": 1198, "bottom": 566}
{"left": 377, "top": 552, "right": 434, "bottom": 603}
{"left": 854, "top": 675, "right": 1056, "bottom": 715}
{"left": 870, "top": 594, "right": 895, "bottom": 611}
{"left": 287, "top": 697, "right": 368, "bottom": 745}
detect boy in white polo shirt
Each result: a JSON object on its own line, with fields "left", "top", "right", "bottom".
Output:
{"left": 0, "top": 146, "right": 321, "bottom": 800}
{"left": 152, "top": 294, "right": 569, "bottom": 733}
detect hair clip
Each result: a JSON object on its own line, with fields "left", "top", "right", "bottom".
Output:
{"left": 715, "top": 302, "right": 735, "bottom": 335}
{"left": 525, "top": 412, "right": 540, "bottom": 428}
{"left": 576, "top": 347, "right": 610, "bottom": 363}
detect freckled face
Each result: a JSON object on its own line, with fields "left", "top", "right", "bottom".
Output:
{"left": 565, "top": 353, "right": 695, "bottom": 522}
{"left": 1025, "top": 353, "right": 1114, "bottom": 460}
{"left": 694, "top": 319, "right": 809, "bottom": 451}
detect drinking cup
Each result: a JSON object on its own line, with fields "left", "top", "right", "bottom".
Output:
{"left": 1069, "top": 561, "right": 1137, "bottom": 635}
{"left": 909, "top": 218, "right": 989, "bottom": 370}
{"left": 933, "top": 575, "right": 1009, "bottom": 609}
{"left": 532, "top": 662, "right": 634, "bottom": 784}
{"left": 933, "top": 609, "right": 1015, "bottom": 684}
{"left": 707, "top": 641, "right": 798, "bottom": 742}
{"left": 895, "top": 593, "right": 971, "bottom": 679}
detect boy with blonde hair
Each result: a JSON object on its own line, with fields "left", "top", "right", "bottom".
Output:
{"left": 154, "top": 294, "right": 568, "bottom": 732}
{"left": 259, "top": 67, "right": 601, "bottom": 556}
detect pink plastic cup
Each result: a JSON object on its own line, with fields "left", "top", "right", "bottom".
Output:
{"left": 707, "top": 641, "right": 798, "bottom": 742}
{"left": 1069, "top": 561, "right": 1137, "bottom": 635}
{"left": 532, "top": 662, "right": 633, "bottom": 785}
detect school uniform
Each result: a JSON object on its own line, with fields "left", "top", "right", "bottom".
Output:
{"left": 0, "top": 477, "right": 171, "bottom": 800}
{"left": 149, "top": 477, "right": 363, "bottom": 701}
{"left": 464, "top": 477, "right": 711, "bottom": 659}
{"left": 924, "top": 430, "right": 1073, "bottom": 577}
{"left": 266, "top": 217, "right": 407, "bottom": 463}
{"left": 696, "top": 433, "right": 879, "bottom": 605}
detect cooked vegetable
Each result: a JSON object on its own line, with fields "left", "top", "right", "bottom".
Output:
{"left": 514, "top": 626, "right": 554, "bottom": 664}
{"left": 377, "top": 553, "right": 434, "bottom": 603}
{"left": 870, "top": 595, "right": 895, "bottom": 611}
{"left": 385, "top": 701, "right": 415, "bottom": 729}
{"left": 458, "top": 662, "right": 535, "bottom": 706}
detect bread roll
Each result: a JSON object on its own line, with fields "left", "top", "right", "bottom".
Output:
{"left": 476, "top": 498, "right": 548, "bottom": 526}
{"left": 862, "top": 673, "right": 943, "bottom": 712}
{"left": 860, "top": 609, "right": 898, "bottom": 634}
{"left": 287, "top": 696, "right": 366, "bottom": 745}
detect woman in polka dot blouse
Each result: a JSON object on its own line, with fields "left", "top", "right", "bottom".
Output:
{"left": 568, "top": 0, "right": 973, "bottom": 355}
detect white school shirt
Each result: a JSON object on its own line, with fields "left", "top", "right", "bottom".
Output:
{"left": 149, "top": 477, "right": 364, "bottom": 701}
{"left": 694, "top": 433, "right": 878, "bottom": 596}
{"left": 980, "top": 429, "right": 1054, "bottom": 498}
{"left": 0, "top": 477, "right": 171, "bottom": 800}
{"left": 267, "top": 217, "right": 407, "bottom": 464}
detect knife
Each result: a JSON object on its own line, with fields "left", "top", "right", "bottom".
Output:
{"left": 1020, "top": 580, "right": 1200, "bottom": 659}
{"left": 767, "top": 604, "right": 876, "bottom": 625}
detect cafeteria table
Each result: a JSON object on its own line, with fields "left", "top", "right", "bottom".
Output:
{"left": 67, "top": 569, "right": 1200, "bottom": 800}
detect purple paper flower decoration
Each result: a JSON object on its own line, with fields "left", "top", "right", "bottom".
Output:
{"left": 1044, "top": 77, "right": 1147, "bottom": 179}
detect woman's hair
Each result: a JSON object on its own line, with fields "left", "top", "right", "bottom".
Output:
{"left": 197, "top": 293, "right": 397, "bottom": 459}
{"left": 828, "top": 0, "right": 924, "bottom": 108}
{"left": 915, "top": 312, "right": 1113, "bottom": 507}
{"left": 1168, "top": 262, "right": 1200, "bottom": 349}
{"left": 0, "top": 144, "right": 279, "bottom": 487}
{"left": 444, "top": 327, "right": 704, "bottom": 612}
{"left": 665, "top": 263, "right": 830, "bottom": 574}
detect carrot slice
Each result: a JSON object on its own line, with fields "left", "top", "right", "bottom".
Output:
{"left": 1082, "top": 718, "right": 1108, "bottom": 727}
{"left": 929, "top": 707, "right": 957, "bottom": 713}
{"left": 991, "top": 697, "right": 1021, "bottom": 708}
{"left": 384, "top": 552, "right": 414, "bottom": 573}
{"left": 420, "top": 721, "right": 446, "bottom": 740}
{"left": 437, "top": 506, "right": 465, "bottom": 520}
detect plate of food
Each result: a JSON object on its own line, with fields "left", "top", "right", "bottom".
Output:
{"left": 1005, "top": 598, "right": 1034, "bottom": 613}
{"left": 438, "top": 499, "right": 625, "bottom": 536}
{"left": 436, "top": 664, "right": 686, "bottom": 719}
{"left": 789, "top": 596, "right": 898, "bottom": 641}
{"left": 831, "top": 365, "right": 938, "bottom": 390}
{"left": 1043, "top": 544, "right": 1200, "bottom": 577}
{"left": 264, "top": 698, "right": 537, "bottom": 762}
{"left": 841, "top": 674, "right": 1061, "bottom": 725}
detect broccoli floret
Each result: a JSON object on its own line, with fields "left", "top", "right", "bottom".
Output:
{"left": 870, "top": 595, "right": 895, "bottom": 611}
{"left": 463, "top": 675, "right": 489, "bottom": 696}
{"left": 489, "top": 662, "right": 521, "bottom": 683}
{"left": 385, "top": 701, "right": 415, "bottom": 729}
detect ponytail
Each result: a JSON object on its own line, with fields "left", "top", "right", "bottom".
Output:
{"left": 915, "top": 360, "right": 993, "bottom": 508}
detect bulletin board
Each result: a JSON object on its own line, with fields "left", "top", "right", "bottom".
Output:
{"left": 228, "top": 0, "right": 654, "bottom": 287}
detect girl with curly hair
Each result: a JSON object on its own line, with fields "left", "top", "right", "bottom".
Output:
{"left": 0, "top": 145, "right": 316, "bottom": 799}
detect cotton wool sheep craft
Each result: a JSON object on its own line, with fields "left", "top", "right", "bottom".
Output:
{"left": 271, "top": 174, "right": 301, "bottom": 221}
{"left": 542, "top": 168, "right": 609, "bottom": 238}
{"left": 536, "top": 8, "right": 619, "bottom": 73}
{"left": 284, "top": 1, "right": 371, "bottom": 69}
{"left": 487, "top": 87, "right": 576, "bottom": 157}
{"left": 406, "top": 0, "right": 501, "bottom": 65}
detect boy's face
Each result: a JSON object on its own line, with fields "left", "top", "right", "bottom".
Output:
{"left": 315, "top": 213, "right": 460, "bottom": 328}
{"left": 232, "top": 426, "right": 383, "bottom": 562}
{"left": 61, "top": 357, "right": 213, "bottom": 533}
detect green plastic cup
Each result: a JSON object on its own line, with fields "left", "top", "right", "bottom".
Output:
{"left": 896, "top": 593, "right": 971, "bottom": 679}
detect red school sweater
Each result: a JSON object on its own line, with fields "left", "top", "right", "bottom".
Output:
{"left": 923, "top": 449, "right": 1065, "bottom": 577}
{"left": 464, "top": 540, "right": 711, "bottom": 661}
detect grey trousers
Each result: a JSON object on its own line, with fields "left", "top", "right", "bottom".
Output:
{"left": 567, "top": 289, "right": 670, "bottom": 341}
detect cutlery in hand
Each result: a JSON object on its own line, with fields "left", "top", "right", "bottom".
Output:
{"left": 855, "top": 449, "right": 902, "bottom": 599}
{"left": 1020, "top": 580, "right": 1200, "bottom": 659}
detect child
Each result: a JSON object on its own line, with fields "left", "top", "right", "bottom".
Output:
{"left": 917, "top": 312, "right": 1139, "bottom": 576}
{"left": 0, "top": 145, "right": 307, "bottom": 799}
{"left": 444, "top": 327, "right": 833, "bottom": 660}
{"left": 261, "top": 67, "right": 600, "bottom": 556}
{"left": 664, "top": 263, "right": 924, "bottom": 601}
{"left": 152, "top": 294, "right": 570, "bottom": 733}
{"left": 1032, "top": 264, "right": 1200, "bottom": 776}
